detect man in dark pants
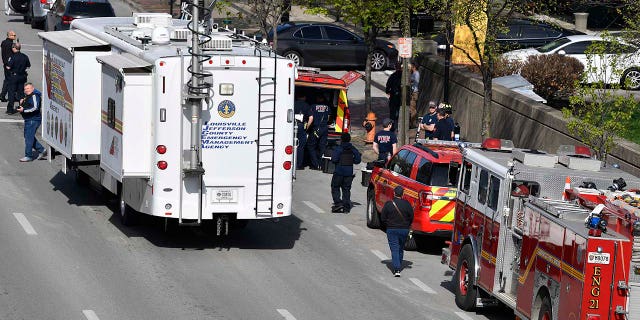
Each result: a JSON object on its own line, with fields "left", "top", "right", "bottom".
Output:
{"left": 373, "top": 118, "right": 397, "bottom": 161}
{"left": 433, "top": 110, "right": 453, "bottom": 141}
{"left": 385, "top": 62, "right": 402, "bottom": 132}
{"left": 6, "top": 43, "right": 30, "bottom": 114}
{"left": 294, "top": 92, "right": 313, "bottom": 170}
{"left": 330, "top": 133, "right": 361, "bottom": 213}
{"left": 1, "top": 30, "right": 17, "bottom": 102}
{"left": 17, "top": 83, "right": 46, "bottom": 162}
{"left": 380, "top": 186, "right": 414, "bottom": 277}
{"left": 306, "top": 94, "right": 329, "bottom": 170}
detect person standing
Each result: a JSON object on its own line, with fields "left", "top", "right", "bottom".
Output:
{"left": 17, "top": 83, "right": 46, "bottom": 162}
{"left": 373, "top": 118, "right": 398, "bottom": 161}
{"left": 420, "top": 101, "right": 438, "bottom": 139}
{"left": 330, "top": 133, "right": 361, "bottom": 213}
{"left": 1, "top": 30, "right": 17, "bottom": 102}
{"left": 5, "top": 43, "right": 30, "bottom": 115}
{"left": 385, "top": 62, "right": 402, "bottom": 132}
{"left": 306, "top": 94, "right": 329, "bottom": 170}
{"left": 433, "top": 110, "right": 453, "bottom": 141}
{"left": 294, "top": 92, "right": 313, "bottom": 170}
{"left": 409, "top": 62, "right": 420, "bottom": 128}
{"left": 380, "top": 186, "right": 414, "bottom": 277}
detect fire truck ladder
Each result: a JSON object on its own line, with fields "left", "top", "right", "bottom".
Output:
{"left": 254, "top": 49, "right": 278, "bottom": 217}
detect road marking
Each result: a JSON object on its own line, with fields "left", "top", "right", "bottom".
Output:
{"left": 276, "top": 309, "right": 297, "bottom": 320}
{"left": 455, "top": 311, "right": 475, "bottom": 320}
{"left": 409, "top": 278, "right": 436, "bottom": 294}
{"left": 23, "top": 49, "right": 43, "bottom": 53}
{"left": 336, "top": 224, "right": 355, "bottom": 236}
{"left": 20, "top": 44, "right": 43, "bottom": 47}
{"left": 0, "top": 119, "right": 23, "bottom": 123}
{"left": 371, "top": 249, "right": 389, "bottom": 260}
{"left": 303, "top": 201, "right": 325, "bottom": 213}
{"left": 12, "top": 213, "right": 37, "bottom": 235}
{"left": 82, "top": 310, "right": 100, "bottom": 320}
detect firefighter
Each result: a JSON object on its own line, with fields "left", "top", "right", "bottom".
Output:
{"left": 5, "top": 43, "right": 30, "bottom": 115}
{"left": 420, "top": 101, "right": 438, "bottom": 139}
{"left": 385, "top": 62, "right": 402, "bottom": 131}
{"left": 307, "top": 94, "right": 329, "bottom": 170}
{"left": 330, "top": 133, "right": 361, "bottom": 213}
{"left": 373, "top": 118, "right": 397, "bottom": 161}
{"left": 380, "top": 186, "right": 414, "bottom": 277}
{"left": 433, "top": 110, "right": 453, "bottom": 141}
{"left": 294, "top": 92, "right": 313, "bottom": 170}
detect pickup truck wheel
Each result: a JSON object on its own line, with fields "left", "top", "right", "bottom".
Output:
{"left": 404, "top": 231, "right": 417, "bottom": 250}
{"left": 366, "top": 191, "right": 381, "bottom": 229}
{"left": 454, "top": 244, "right": 477, "bottom": 311}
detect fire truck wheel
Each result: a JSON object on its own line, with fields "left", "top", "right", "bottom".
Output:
{"left": 119, "top": 193, "right": 138, "bottom": 226}
{"left": 404, "top": 231, "right": 417, "bottom": 250}
{"left": 538, "top": 295, "right": 552, "bottom": 320}
{"left": 454, "top": 244, "right": 477, "bottom": 311}
{"left": 283, "top": 51, "right": 303, "bottom": 67}
{"left": 366, "top": 191, "right": 381, "bottom": 229}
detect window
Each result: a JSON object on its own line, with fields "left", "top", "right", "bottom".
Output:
{"left": 416, "top": 158, "right": 432, "bottom": 185}
{"left": 107, "top": 98, "right": 116, "bottom": 129}
{"left": 460, "top": 161, "right": 472, "bottom": 193}
{"left": 562, "top": 41, "right": 594, "bottom": 54}
{"left": 300, "top": 26, "right": 323, "bottom": 40}
{"left": 325, "top": 26, "right": 355, "bottom": 41}
{"left": 478, "top": 170, "right": 488, "bottom": 204}
{"left": 402, "top": 151, "right": 417, "bottom": 177}
{"left": 521, "top": 25, "right": 549, "bottom": 38}
{"left": 511, "top": 180, "right": 541, "bottom": 197}
{"left": 388, "top": 150, "right": 408, "bottom": 175}
{"left": 487, "top": 175, "right": 501, "bottom": 210}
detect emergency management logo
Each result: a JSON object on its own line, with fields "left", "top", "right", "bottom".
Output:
{"left": 217, "top": 100, "right": 236, "bottom": 118}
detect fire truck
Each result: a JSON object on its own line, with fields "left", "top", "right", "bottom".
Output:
{"left": 442, "top": 138, "right": 640, "bottom": 320}
{"left": 38, "top": 8, "right": 296, "bottom": 233}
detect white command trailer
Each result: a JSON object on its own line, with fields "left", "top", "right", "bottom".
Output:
{"left": 38, "top": 13, "right": 296, "bottom": 233}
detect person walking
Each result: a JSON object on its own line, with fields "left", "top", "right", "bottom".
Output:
{"left": 306, "top": 94, "right": 329, "bottom": 170}
{"left": 330, "top": 133, "right": 361, "bottom": 213}
{"left": 17, "top": 83, "right": 46, "bottom": 162}
{"left": 5, "top": 43, "right": 30, "bottom": 115}
{"left": 409, "top": 62, "right": 420, "bottom": 128}
{"left": 373, "top": 118, "right": 397, "bottom": 162}
{"left": 294, "top": 92, "right": 313, "bottom": 170}
{"left": 420, "top": 101, "right": 438, "bottom": 139}
{"left": 385, "top": 62, "right": 402, "bottom": 132}
{"left": 433, "top": 110, "right": 453, "bottom": 141}
{"left": 1, "top": 30, "right": 17, "bottom": 102}
{"left": 381, "top": 186, "right": 414, "bottom": 277}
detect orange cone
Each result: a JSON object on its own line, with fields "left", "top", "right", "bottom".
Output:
{"left": 562, "top": 176, "right": 571, "bottom": 201}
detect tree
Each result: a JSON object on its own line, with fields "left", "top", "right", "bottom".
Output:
{"left": 562, "top": 33, "right": 639, "bottom": 162}
{"left": 248, "top": 0, "right": 291, "bottom": 49}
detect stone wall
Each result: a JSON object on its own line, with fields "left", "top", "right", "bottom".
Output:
{"left": 414, "top": 54, "right": 640, "bottom": 176}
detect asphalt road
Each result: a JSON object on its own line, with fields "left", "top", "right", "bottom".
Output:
{"left": 0, "top": 3, "right": 514, "bottom": 320}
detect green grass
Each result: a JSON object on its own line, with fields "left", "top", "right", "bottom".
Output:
{"left": 621, "top": 108, "right": 640, "bottom": 145}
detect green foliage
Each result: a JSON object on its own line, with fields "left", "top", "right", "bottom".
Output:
{"left": 520, "top": 55, "right": 583, "bottom": 100}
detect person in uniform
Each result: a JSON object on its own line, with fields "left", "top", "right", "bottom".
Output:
{"left": 17, "top": 83, "right": 46, "bottom": 162}
{"left": 1, "top": 30, "right": 17, "bottom": 102}
{"left": 420, "top": 101, "right": 438, "bottom": 139}
{"left": 5, "top": 43, "right": 30, "bottom": 115}
{"left": 381, "top": 186, "right": 414, "bottom": 277}
{"left": 306, "top": 94, "right": 329, "bottom": 170}
{"left": 433, "top": 110, "right": 453, "bottom": 141}
{"left": 373, "top": 118, "right": 398, "bottom": 161}
{"left": 385, "top": 62, "right": 402, "bottom": 132}
{"left": 330, "top": 133, "right": 361, "bottom": 213}
{"left": 294, "top": 92, "right": 313, "bottom": 170}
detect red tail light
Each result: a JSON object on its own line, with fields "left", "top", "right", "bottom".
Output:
{"left": 62, "top": 15, "right": 75, "bottom": 24}
{"left": 156, "top": 145, "right": 167, "bottom": 154}
{"left": 157, "top": 161, "right": 168, "bottom": 170}
{"left": 283, "top": 161, "right": 292, "bottom": 170}
{"left": 419, "top": 191, "right": 433, "bottom": 209}
{"left": 40, "top": 0, "right": 47, "bottom": 4}
{"left": 285, "top": 145, "right": 293, "bottom": 155}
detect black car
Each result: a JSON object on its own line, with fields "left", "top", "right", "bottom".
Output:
{"left": 45, "top": 0, "right": 115, "bottom": 31}
{"left": 268, "top": 22, "right": 398, "bottom": 71}
{"left": 434, "top": 18, "right": 584, "bottom": 52}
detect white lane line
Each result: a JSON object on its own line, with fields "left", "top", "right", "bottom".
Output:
{"left": 303, "top": 201, "right": 325, "bottom": 213}
{"left": 23, "top": 49, "right": 43, "bottom": 52}
{"left": 0, "top": 119, "right": 23, "bottom": 123}
{"left": 12, "top": 213, "right": 37, "bottom": 235}
{"left": 455, "top": 311, "right": 475, "bottom": 320}
{"left": 82, "top": 310, "right": 100, "bottom": 320}
{"left": 371, "top": 249, "right": 389, "bottom": 260}
{"left": 276, "top": 309, "right": 297, "bottom": 320}
{"left": 336, "top": 224, "right": 355, "bottom": 236}
{"left": 409, "top": 278, "right": 436, "bottom": 294}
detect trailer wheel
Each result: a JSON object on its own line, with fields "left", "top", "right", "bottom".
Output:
{"left": 454, "top": 244, "right": 477, "bottom": 311}
{"left": 538, "top": 295, "right": 551, "bottom": 320}
{"left": 119, "top": 192, "right": 137, "bottom": 226}
{"left": 366, "top": 190, "right": 381, "bottom": 229}
{"left": 404, "top": 231, "right": 417, "bottom": 250}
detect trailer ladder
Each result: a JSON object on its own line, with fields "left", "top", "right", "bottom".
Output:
{"left": 254, "top": 49, "right": 278, "bottom": 217}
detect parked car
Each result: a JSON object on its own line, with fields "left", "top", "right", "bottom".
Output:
{"left": 45, "top": 0, "right": 115, "bottom": 31}
{"left": 23, "top": 0, "right": 55, "bottom": 29}
{"left": 6, "top": 0, "right": 28, "bottom": 15}
{"left": 502, "top": 34, "right": 640, "bottom": 90}
{"left": 434, "top": 18, "right": 583, "bottom": 52}
{"left": 268, "top": 22, "right": 398, "bottom": 71}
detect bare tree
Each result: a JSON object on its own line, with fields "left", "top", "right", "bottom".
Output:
{"left": 248, "top": 0, "right": 291, "bottom": 49}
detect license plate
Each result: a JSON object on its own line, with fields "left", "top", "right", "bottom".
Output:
{"left": 587, "top": 252, "right": 610, "bottom": 265}
{"left": 212, "top": 189, "right": 236, "bottom": 203}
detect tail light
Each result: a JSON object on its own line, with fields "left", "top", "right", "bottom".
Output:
{"left": 62, "top": 15, "right": 75, "bottom": 24}
{"left": 156, "top": 145, "right": 167, "bottom": 154}
{"left": 284, "top": 145, "right": 293, "bottom": 155}
{"left": 586, "top": 315, "right": 601, "bottom": 320}
{"left": 283, "top": 161, "right": 292, "bottom": 170}
{"left": 157, "top": 161, "right": 168, "bottom": 170}
{"left": 419, "top": 191, "right": 433, "bottom": 209}
{"left": 40, "top": 0, "right": 47, "bottom": 4}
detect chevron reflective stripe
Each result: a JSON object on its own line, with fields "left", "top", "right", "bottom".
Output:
{"left": 335, "top": 89, "right": 347, "bottom": 133}
{"left": 429, "top": 187, "right": 456, "bottom": 222}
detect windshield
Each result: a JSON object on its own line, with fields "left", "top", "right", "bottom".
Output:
{"left": 537, "top": 37, "right": 571, "bottom": 53}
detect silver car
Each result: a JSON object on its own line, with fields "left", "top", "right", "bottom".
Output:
{"left": 23, "top": 0, "right": 54, "bottom": 29}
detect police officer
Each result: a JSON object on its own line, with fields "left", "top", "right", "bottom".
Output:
{"left": 1, "top": 30, "right": 17, "bottom": 102}
{"left": 330, "top": 133, "right": 361, "bottom": 213}
{"left": 294, "top": 92, "right": 313, "bottom": 170}
{"left": 373, "top": 118, "right": 398, "bottom": 161}
{"left": 306, "top": 94, "right": 329, "bottom": 170}
{"left": 5, "top": 43, "right": 30, "bottom": 115}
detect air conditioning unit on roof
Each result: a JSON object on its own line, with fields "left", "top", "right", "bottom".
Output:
{"left": 201, "top": 36, "right": 232, "bottom": 51}
{"left": 171, "top": 28, "right": 191, "bottom": 40}
{"left": 134, "top": 13, "right": 172, "bottom": 28}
